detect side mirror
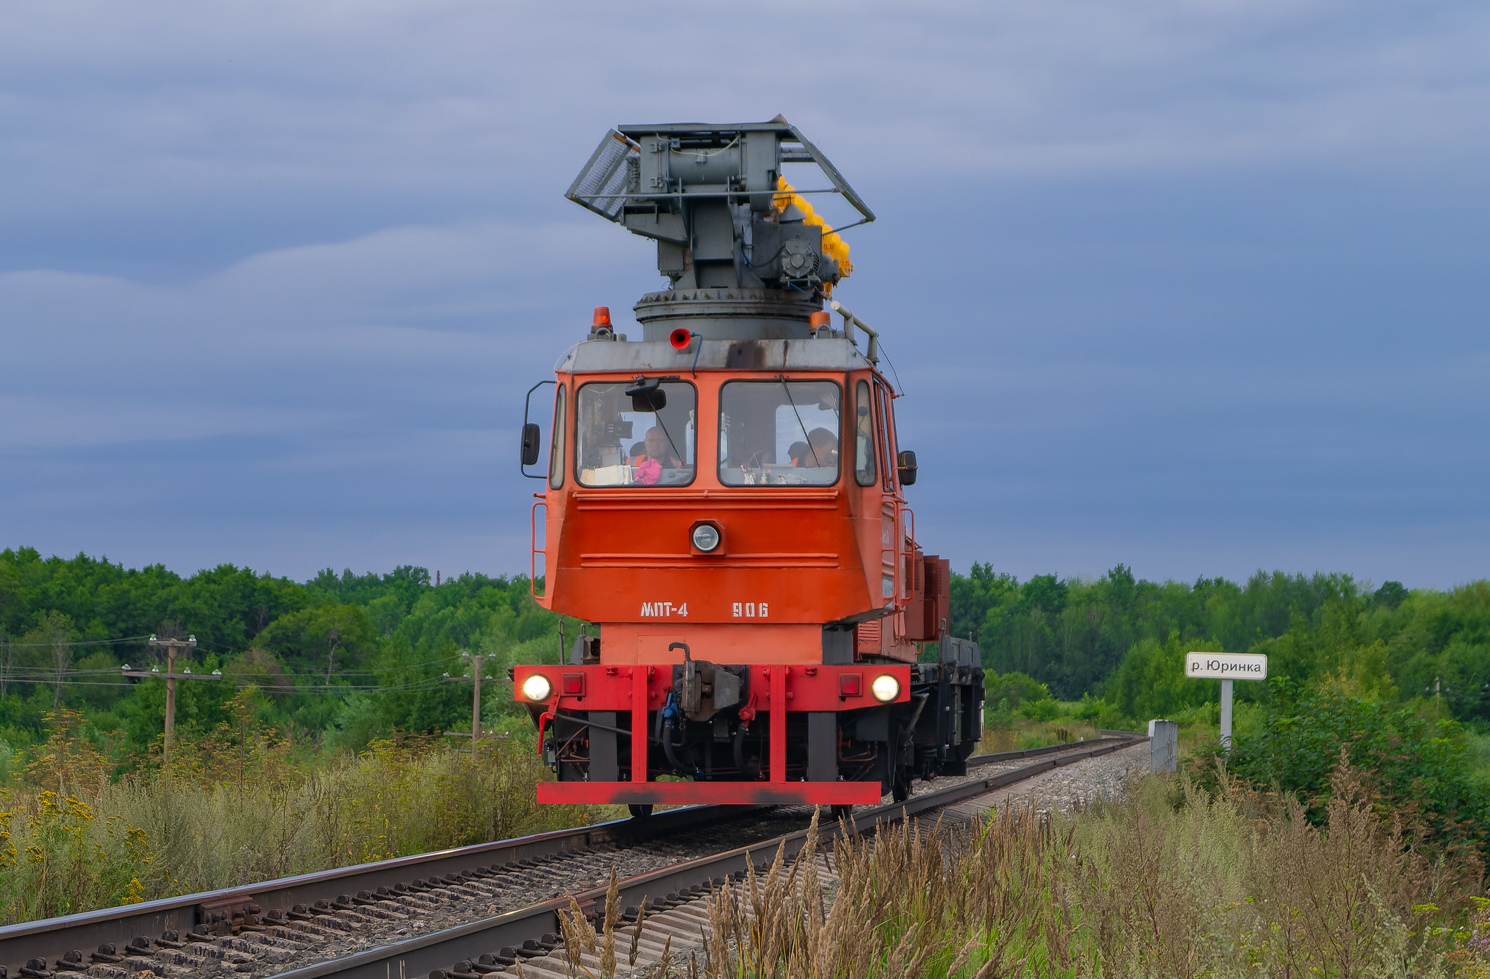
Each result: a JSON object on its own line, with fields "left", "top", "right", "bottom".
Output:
{"left": 520, "top": 423, "right": 542, "bottom": 467}
{"left": 897, "top": 449, "right": 918, "bottom": 486}
{"left": 625, "top": 376, "right": 666, "bottom": 413}
{"left": 521, "top": 379, "right": 557, "bottom": 480}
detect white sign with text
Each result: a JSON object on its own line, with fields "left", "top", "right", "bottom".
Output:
{"left": 1185, "top": 652, "right": 1268, "bottom": 681}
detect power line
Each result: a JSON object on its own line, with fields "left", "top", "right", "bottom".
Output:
{"left": 0, "top": 673, "right": 467, "bottom": 694}
{"left": 0, "top": 635, "right": 153, "bottom": 648}
{"left": 0, "top": 652, "right": 487, "bottom": 676}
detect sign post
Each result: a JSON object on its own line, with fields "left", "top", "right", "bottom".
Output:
{"left": 1185, "top": 652, "right": 1267, "bottom": 750}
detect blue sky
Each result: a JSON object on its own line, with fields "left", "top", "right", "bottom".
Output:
{"left": 1, "top": 1, "right": 1486, "bottom": 589}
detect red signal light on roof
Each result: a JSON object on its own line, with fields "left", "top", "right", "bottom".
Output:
{"left": 809, "top": 311, "right": 830, "bottom": 329}
{"left": 592, "top": 306, "right": 612, "bottom": 328}
{"left": 669, "top": 327, "right": 692, "bottom": 350}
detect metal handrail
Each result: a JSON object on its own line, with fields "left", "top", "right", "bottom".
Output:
{"left": 828, "top": 300, "right": 879, "bottom": 365}
{"left": 900, "top": 502, "right": 917, "bottom": 607}
{"left": 530, "top": 498, "right": 548, "bottom": 603}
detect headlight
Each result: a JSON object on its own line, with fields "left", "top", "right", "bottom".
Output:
{"left": 691, "top": 522, "right": 721, "bottom": 552}
{"left": 871, "top": 674, "right": 900, "bottom": 703}
{"left": 522, "top": 674, "right": 553, "bottom": 702}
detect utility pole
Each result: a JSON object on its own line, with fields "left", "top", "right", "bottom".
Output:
{"left": 123, "top": 634, "right": 221, "bottom": 768}
{"left": 442, "top": 650, "right": 494, "bottom": 750}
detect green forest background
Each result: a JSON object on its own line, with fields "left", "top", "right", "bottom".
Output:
{"left": 1, "top": 546, "right": 1488, "bottom": 780}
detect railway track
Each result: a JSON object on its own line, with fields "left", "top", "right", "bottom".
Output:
{"left": 0, "top": 733, "right": 1144, "bottom": 979}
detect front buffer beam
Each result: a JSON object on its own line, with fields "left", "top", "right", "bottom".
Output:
{"left": 537, "top": 780, "right": 882, "bottom": 805}
{"left": 515, "top": 662, "right": 912, "bottom": 806}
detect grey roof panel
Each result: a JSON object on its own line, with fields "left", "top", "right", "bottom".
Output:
{"left": 558, "top": 338, "right": 873, "bottom": 375}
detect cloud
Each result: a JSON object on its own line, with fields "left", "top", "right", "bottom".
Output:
{"left": 0, "top": 220, "right": 637, "bottom": 452}
{"left": 0, "top": 0, "right": 1487, "bottom": 585}
{"left": 2, "top": 1, "right": 1487, "bottom": 232}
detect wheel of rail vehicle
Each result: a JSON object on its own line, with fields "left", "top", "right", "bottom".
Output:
{"left": 628, "top": 803, "right": 654, "bottom": 819}
{"left": 830, "top": 804, "right": 854, "bottom": 823}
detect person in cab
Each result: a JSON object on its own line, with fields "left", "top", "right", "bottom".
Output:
{"left": 802, "top": 428, "right": 838, "bottom": 469}
{"left": 629, "top": 426, "right": 683, "bottom": 485}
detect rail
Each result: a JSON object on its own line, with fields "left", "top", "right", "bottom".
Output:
{"left": 275, "top": 734, "right": 1145, "bottom": 979}
{"left": 0, "top": 803, "right": 734, "bottom": 974}
{"left": 0, "top": 735, "right": 1145, "bottom": 976}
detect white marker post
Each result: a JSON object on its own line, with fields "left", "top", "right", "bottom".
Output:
{"left": 1185, "top": 652, "right": 1268, "bottom": 750}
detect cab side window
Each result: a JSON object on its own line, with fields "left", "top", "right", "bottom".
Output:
{"left": 875, "top": 381, "right": 896, "bottom": 490}
{"left": 854, "top": 379, "right": 877, "bottom": 486}
{"left": 548, "top": 385, "right": 567, "bottom": 489}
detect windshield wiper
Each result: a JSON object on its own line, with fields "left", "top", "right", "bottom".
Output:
{"left": 630, "top": 376, "right": 686, "bottom": 469}
{"left": 779, "top": 374, "right": 815, "bottom": 463}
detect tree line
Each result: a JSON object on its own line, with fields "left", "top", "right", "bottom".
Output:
{"left": 2, "top": 547, "right": 1487, "bottom": 776}
{"left": 0, "top": 548, "right": 577, "bottom": 769}
{"left": 957, "top": 561, "right": 1489, "bottom": 725}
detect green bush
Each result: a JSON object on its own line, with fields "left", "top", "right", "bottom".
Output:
{"left": 1205, "top": 678, "right": 1490, "bottom": 860}
{"left": 984, "top": 671, "right": 1049, "bottom": 711}
{"left": 1017, "top": 696, "right": 1060, "bottom": 721}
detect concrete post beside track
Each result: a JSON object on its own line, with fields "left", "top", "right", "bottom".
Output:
{"left": 1148, "top": 720, "right": 1178, "bottom": 773}
{"left": 1220, "top": 678, "right": 1234, "bottom": 752}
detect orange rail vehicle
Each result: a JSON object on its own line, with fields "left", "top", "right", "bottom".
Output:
{"left": 513, "top": 119, "right": 983, "bottom": 817}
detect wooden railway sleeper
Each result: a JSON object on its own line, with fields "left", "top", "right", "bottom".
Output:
{"left": 149, "top": 948, "right": 213, "bottom": 969}
{"left": 224, "top": 933, "right": 296, "bottom": 952}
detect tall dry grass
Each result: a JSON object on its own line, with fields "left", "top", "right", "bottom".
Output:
{"left": 0, "top": 732, "right": 600, "bottom": 924}
{"left": 676, "top": 765, "right": 1485, "bottom": 978}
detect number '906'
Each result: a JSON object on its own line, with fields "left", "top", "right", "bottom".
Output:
{"left": 732, "top": 602, "right": 768, "bottom": 618}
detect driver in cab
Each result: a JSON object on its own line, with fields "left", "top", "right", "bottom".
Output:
{"left": 629, "top": 426, "right": 682, "bottom": 485}
{"left": 798, "top": 428, "right": 838, "bottom": 469}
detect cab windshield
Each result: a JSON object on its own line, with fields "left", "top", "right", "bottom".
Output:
{"left": 575, "top": 381, "right": 696, "bottom": 487}
{"left": 718, "top": 379, "right": 841, "bottom": 486}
